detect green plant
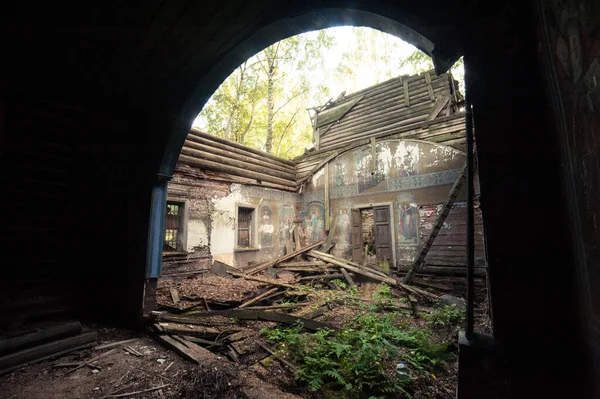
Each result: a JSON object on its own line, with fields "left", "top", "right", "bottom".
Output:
{"left": 348, "top": 285, "right": 359, "bottom": 297}
{"left": 331, "top": 279, "right": 347, "bottom": 290}
{"left": 372, "top": 285, "right": 392, "bottom": 303}
{"left": 426, "top": 304, "right": 465, "bottom": 327}
{"left": 263, "top": 312, "right": 452, "bottom": 398}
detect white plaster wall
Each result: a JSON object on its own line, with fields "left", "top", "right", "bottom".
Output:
{"left": 210, "top": 185, "right": 245, "bottom": 265}
{"left": 186, "top": 219, "right": 208, "bottom": 252}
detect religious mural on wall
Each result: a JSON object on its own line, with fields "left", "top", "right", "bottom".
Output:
{"left": 259, "top": 205, "right": 274, "bottom": 247}
{"left": 397, "top": 193, "right": 419, "bottom": 245}
{"left": 332, "top": 161, "right": 348, "bottom": 188}
{"left": 300, "top": 202, "right": 326, "bottom": 245}
{"left": 278, "top": 206, "right": 295, "bottom": 248}
{"left": 354, "top": 146, "right": 387, "bottom": 193}
{"left": 334, "top": 207, "right": 352, "bottom": 257}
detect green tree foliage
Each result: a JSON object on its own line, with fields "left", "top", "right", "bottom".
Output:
{"left": 198, "top": 30, "right": 334, "bottom": 158}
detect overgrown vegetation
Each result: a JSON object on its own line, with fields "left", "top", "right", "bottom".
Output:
{"left": 426, "top": 304, "right": 465, "bottom": 327}
{"left": 261, "top": 311, "right": 456, "bottom": 398}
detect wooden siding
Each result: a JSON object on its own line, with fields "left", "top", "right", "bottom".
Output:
{"left": 179, "top": 129, "right": 297, "bottom": 192}
{"left": 296, "top": 71, "right": 466, "bottom": 183}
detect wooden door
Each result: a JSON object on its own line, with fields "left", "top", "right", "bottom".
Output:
{"left": 373, "top": 206, "right": 392, "bottom": 264}
{"left": 351, "top": 208, "right": 363, "bottom": 262}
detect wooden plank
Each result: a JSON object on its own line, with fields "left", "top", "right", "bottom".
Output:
{"left": 256, "top": 342, "right": 298, "bottom": 371}
{"left": 311, "top": 250, "right": 390, "bottom": 278}
{"left": 0, "top": 331, "right": 97, "bottom": 373}
{"left": 307, "top": 251, "right": 397, "bottom": 285}
{"left": 298, "top": 273, "right": 354, "bottom": 282}
{"left": 244, "top": 240, "right": 325, "bottom": 275}
{"left": 153, "top": 335, "right": 216, "bottom": 364}
{"left": 424, "top": 71, "right": 435, "bottom": 101}
{"left": 173, "top": 309, "right": 333, "bottom": 332}
{"left": 238, "top": 288, "right": 279, "bottom": 308}
{"left": 65, "top": 348, "right": 117, "bottom": 374}
{"left": 0, "top": 321, "right": 82, "bottom": 356}
{"left": 403, "top": 79, "right": 410, "bottom": 107}
{"left": 296, "top": 152, "right": 338, "bottom": 189}
{"left": 425, "top": 95, "right": 451, "bottom": 122}
{"left": 227, "top": 272, "right": 298, "bottom": 289}
{"left": 169, "top": 288, "right": 180, "bottom": 304}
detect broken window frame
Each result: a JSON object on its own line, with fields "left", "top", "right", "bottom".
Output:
{"left": 164, "top": 200, "right": 187, "bottom": 253}
{"left": 235, "top": 204, "right": 258, "bottom": 251}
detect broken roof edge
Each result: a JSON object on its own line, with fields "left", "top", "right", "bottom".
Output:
{"left": 313, "top": 68, "right": 446, "bottom": 114}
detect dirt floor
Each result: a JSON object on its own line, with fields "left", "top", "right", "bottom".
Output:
{"left": 0, "top": 264, "right": 490, "bottom": 399}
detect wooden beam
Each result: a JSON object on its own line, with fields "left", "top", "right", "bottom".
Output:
{"left": 238, "top": 288, "right": 279, "bottom": 308}
{"left": 307, "top": 251, "right": 397, "bottom": 285}
{"left": 403, "top": 79, "right": 410, "bottom": 107}
{"left": 424, "top": 95, "right": 451, "bottom": 122}
{"left": 244, "top": 240, "right": 325, "bottom": 275}
{"left": 227, "top": 272, "right": 298, "bottom": 289}
{"left": 0, "top": 321, "right": 82, "bottom": 356}
{"left": 0, "top": 332, "right": 97, "bottom": 374}
{"left": 403, "top": 164, "right": 467, "bottom": 284}
{"left": 370, "top": 137, "right": 376, "bottom": 175}
{"left": 424, "top": 71, "right": 435, "bottom": 101}
{"left": 188, "top": 128, "right": 295, "bottom": 166}
{"left": 178, "top": 154, "right": 296, "bottom": 188}
{"left": 325, "top": 163, "right": 330, "bottom": 230}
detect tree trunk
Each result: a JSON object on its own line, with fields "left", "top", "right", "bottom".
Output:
{"left": 265, "top": 63, "right": 275, "bottom": 153}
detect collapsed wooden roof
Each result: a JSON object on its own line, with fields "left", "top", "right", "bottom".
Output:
{"left": 177, "top": 71, "right": 466, "bottom": 192}
{"left": 296, "top": 70, "right": 466, "bottom": 184}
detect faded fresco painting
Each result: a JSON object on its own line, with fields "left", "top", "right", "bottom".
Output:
{"left": 354, "top": 146, "right": 386, "bottom": 193}
{"left": 259, "top": 205, "right": 274, "bottom": 247}
{"left": 397, "top": 193, "right": 419, "bottom": 245}
{"left": 300, "top": 202, "right": 326, "bottom": 245}
{"left": 332, "top": 161, "right": 348, "bottom": 188}
{"left": 394, "top": 141, "right": 419, "bottom": 177}
{"left": 334, "top": 207, "right": 352, "bottom": 257}
{"left": 278, "top": 206, "right": 295, "bottom": 247}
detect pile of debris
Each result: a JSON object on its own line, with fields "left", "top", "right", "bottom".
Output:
{"left": 152, "top": 240, "right": 447, "bottom": 379}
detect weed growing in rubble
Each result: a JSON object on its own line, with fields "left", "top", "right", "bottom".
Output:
{"left": 425, "top": 305, "right": 465, "bottom": 327}
{"left": 331, "top": 279, "right": 347, "bottom": 290}
{"left": 261, "top": 313, "right": 454, "bottom": 398}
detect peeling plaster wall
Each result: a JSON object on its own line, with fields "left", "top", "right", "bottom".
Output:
{"left": 302, "top": 139, "right": 483, "bottom": 270}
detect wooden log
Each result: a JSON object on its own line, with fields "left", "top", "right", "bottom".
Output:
{"left": 181, "top": 335, "right": 222, "bottom": 347}
{"left": 340, "top": 268, "right": 355, "bottom": 286}
{"left": 307, "top": 251, "right": 397, "bottom": 285}
{"left": 180, "top": 146, "right": 296, "bottom": 181}
{"left": 277, "top": 267, "right": 338, "bottom": 272}
{"left": 176, "top": 165, "right": 296, "bottom": 192}
{"left": 0, "top": 331, "right": 97, "bottom": 373}
{"left": 188, "top": 128, "right": 295, "bottom": 166}
{"left": 169, "top": 309, "right": 333, "bottom": 333}
{"left": 243, "top": 303, "right": 311, "bottom": 311}
{"left": 244, "top": 240, "right": 325, "bottom": 275}
{"left": 0, "top": 321, "right": 82, "bottom": 356}
{"left": 178, "top": 154, "right": 296, "bottom": 188}
{"left": 227, "top": 272, "right": 298, "bottom": 289}
{"left": 397, "top": 283, "right": 439, "bottom": 300}
{"left": 310, "top": 250, "right": 390, "bottom": 279}
{"left": 238, "top": 288, "right": 279, "bottom": 308}
{"left": 298, "top": 273, "right": 354, "bottom": 282}
{"left": 183, "top": 139, "right": 294, "bottom": 175}
{"left": 276, "top": 261, "right": 327, "bottom": 267}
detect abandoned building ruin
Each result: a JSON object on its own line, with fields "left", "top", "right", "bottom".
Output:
{"left": 163, "top": 71, "right": 485, "bottom": 282}
{"left": 2, "top": 0, "right": 600, "bottom": 398}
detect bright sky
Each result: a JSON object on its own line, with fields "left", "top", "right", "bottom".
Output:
{"left": 192, "top": 26, "right": 424, "bottom": 128}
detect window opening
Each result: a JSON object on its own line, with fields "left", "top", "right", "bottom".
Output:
{"left": 164, "top": 202, "right": 183, "bottom": 252}
{"left": 237, "top": 207, "right": 254, "bottom": 248}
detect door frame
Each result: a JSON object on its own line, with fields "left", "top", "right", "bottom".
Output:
{"left": 353, "top": 201, "right": 397, "bottom": 267}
